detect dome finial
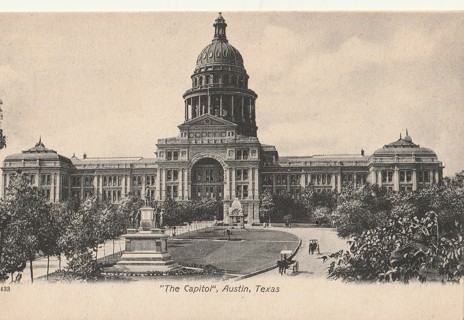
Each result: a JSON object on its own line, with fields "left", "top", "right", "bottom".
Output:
{"left": 400, "top": 132, "right": 402, "bottom": 139}
{"left": 213, "top": 12, "right": 227, "bottom": 41}
{"left": 35, "top": 135, "right": 45, "bottom": 147}
{"left": 404, "top": 128, "right": 412, "bottom": 142}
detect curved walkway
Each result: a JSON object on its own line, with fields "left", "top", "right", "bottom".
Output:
{"left": 252, "top": 226, "right": 348, "bottom": 279}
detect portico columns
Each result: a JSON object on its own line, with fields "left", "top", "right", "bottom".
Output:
{"left": 179, "top": 168, "right": 184, "bottom": 201}
{"left": 393, "top": 167, "right": 400, "bottom": 191}
{"left": 56, "top": 173, "right": 61, "bottom": 202}
{"left": 253, "top": 168, "right": 259, "bottom": 200}
{"left": 155, "top": 170, "right": 161, "bottom": 201}
{"left": 231, "top": 168, "right": 236, "bottom": 198}
{"left": 99, "top": 175, "right": 103, "bottom": 201}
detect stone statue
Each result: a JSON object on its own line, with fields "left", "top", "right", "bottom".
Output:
{"left": 145, "top": 185, "right": 151, "bottom": 206}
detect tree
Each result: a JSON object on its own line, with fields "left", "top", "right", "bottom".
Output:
{"left": 0, "top": 99, "right": 6, "bottom": 149}
{"left": 301, "top": 185, "right": 337, "bottom": 221}
{"left": 332, "top": 184, "right": 391, "bottom": 238}
{"left": 259, "top": 189, "right": 274, "bottom": 224}
{"left": 0, "top": 174, "right": 51, "bottom": 283}
{"left": 60, "top": 197, "right": 105, "bottom": 279}
{"left": 325, "top": 175, "right": 464, "bottom": 282}
{"left": 117, "top": 192, "right": 144, "bottom": 229}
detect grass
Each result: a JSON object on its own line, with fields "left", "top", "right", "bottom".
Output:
{"left": 168, "top": 227, "right": 299, "bottom": 274}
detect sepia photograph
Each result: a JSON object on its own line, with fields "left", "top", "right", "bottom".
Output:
{"left": 0, "top": 5, "right": 463, "bottom": 320}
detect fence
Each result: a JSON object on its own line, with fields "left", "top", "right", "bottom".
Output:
{"left": 165, "top": 220, "right": 216, "bottom": 237}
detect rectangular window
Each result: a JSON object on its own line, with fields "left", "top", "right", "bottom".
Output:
{"left": 236, "top": 185, "right": 242, "bottom": 198}
{"left": 406, "top": 171, "right": 412, "bottom": 182}
{"left": 424, "top": 171, "right": 430, "bottom": 182}
{"left": 387, "top": 171, "right": 393, "bottom": 182}
{"left": 243, "top": 185, "right": 248, "bottom": 198}
{"left": 236, "top": 169, "right": 242, "bottom": 181}
{"left": 400, "top": 171, "right": 405, "bottom": 182}
{"left": 173, "top": 186, "right": 178, "bottom": 198}
{"left": 167, "top": 151, "right": 172, "bottom": 160}
{"left": 173, "top": 151, "right": 179, "bottom": 160}
{"left": 235, "top": 150, "right": 242, "bottom": 160}
{"left": 243, "top": 169, "right": 248, "bottom": 181}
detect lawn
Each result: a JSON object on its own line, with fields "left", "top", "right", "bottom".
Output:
{"left": 168, "top": 227, "right": 299, "bottom": 275}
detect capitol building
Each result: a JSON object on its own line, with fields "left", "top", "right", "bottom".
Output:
{"left": 1, "top": 14, "right": 444, "bottom": 224}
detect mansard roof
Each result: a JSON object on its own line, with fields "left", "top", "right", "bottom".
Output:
{"left": 4, "top": 138, "right": 72, "bottom": 164}
{"left": 373, "top": 132, "right": 437, "bottom": 158}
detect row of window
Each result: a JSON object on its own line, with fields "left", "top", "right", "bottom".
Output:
{"left": 181, "top": 131, "right": 238, "bottom": 138}
{"left": 381, "top": 170, "right": 432, "bottom": 184}
{"left": 159, "top": 150, "right": 187, "bottom": 160}
{"left": 192, "top": 186, "right": 224, "bottom": 200}
{"left": 192, "top": 73, "right": 248, "bottom": 88}
{"left": 342, "top": 173, "right": 367, "bottom": 185}
{"left": 262, "top": 174, "right": 301, "bottom": 186}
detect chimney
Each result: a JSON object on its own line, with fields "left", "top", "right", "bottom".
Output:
{"left": 361, "top": 149, "right": 365, "bottom": 156}
{"left": 83, "top": 153, "right": 87, "bottom": 159}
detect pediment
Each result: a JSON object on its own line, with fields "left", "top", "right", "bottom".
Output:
{"left": 178, "top": 114, "right": 237, "bottom": 130}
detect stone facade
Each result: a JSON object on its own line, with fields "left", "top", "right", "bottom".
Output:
{"left": 1, "top": 14, "right": 444, "bottom": 224}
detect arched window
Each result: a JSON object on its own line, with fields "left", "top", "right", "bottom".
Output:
{"left": 199, "top": 76, "right": 203, "bottom": 86}
{"left": 223, "top": 74, "right": 229, "bottom": 85}
{"left": 206, "top": 75, "right": 211, "bottom": 84}
{"left": 193, "top": 77, "right": 197, "bottom": 87}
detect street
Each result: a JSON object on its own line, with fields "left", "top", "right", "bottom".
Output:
{"left": 254, "top": 226, "right": 349, "bottom": 279}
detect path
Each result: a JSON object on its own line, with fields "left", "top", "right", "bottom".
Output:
{"left": 11, "top": 221, "right": 215, "bottom": 284}
{"left": 253, "top": 226, "right": 349, "bottom": 279}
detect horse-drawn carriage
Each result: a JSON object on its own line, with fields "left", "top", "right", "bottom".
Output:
{"left": 277, "top": 250, "right": 299, "bottom": 275}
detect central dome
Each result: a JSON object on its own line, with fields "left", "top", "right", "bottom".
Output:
{"left": 182, "top": 13, "right": 258, "bottom": 137}
{"left": 196, "top": 41, "right": 244, "bottom": 69}
{"left": 194, "top": 13, "right": 245, "bottom": 71}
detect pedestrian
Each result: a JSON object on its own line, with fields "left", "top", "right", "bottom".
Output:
{"left": 310, "top": 242, "right": 315, "bottom": 254}
{"left": 317, "top": 243, "right": 320, "bottom": 254}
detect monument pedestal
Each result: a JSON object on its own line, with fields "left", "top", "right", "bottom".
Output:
{"left": 110, "top": 206, "right": 178, "bottom": 272}
{"left": 228, "top": 198, "right": 245, "bottom": 228}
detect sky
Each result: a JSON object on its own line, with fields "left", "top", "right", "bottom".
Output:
{"left": 0, "top": 12, "right": 463, "bottom": 176}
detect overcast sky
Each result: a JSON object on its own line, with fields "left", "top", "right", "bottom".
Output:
{"left": 0, "top": 12, "right": 463, "bottom": 176}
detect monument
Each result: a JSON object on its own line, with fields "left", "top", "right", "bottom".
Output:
{"left": 112, "top": 204, "right": 178, "bottom": 272}
{"left": 228, "top": 198, "right": 245, "bottom": 228}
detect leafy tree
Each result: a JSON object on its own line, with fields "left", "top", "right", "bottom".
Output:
{"left": 117, "top": 192, "right": 144, "bottom": 229}
{"left": 301, "top": 185, "right": 336, "bottom": 220}
{"left": 324, "top": 174, "right": 464, "bottom": 282}
{"left": 332, "top": 184, "right": 391, "bottom": 238}
{"left": 272, "top": 193, "right": 307, "bottom": 223}
{"left": 313, "top": 206, "right": 332, "bottom": 226}
{"left": 259, "top": 189, "right": 274, "bottom": 224}
{"left": 0, "top": 174, "right": 51, "bottom": 283}
{"left": 160, "top": 197, "right": 179, "bottom": 227}
{"left": 0, "top": 99, "right": 6, "bottom": 149}
{"left": 60, "top": 197, "right": 105, "bottom": 279}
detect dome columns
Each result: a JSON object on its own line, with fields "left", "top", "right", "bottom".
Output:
{"left": 184, "top": 92, "right": 257, "bottom": 135}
